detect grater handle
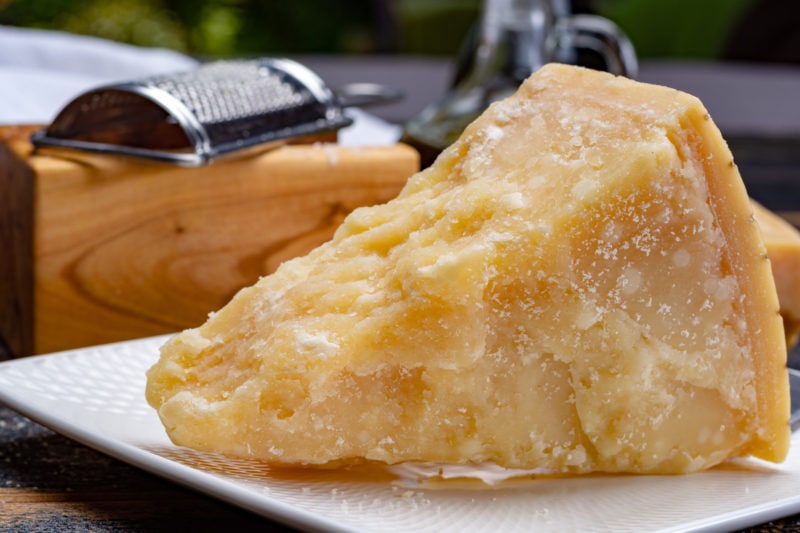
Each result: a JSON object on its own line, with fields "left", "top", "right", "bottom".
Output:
{"left": 334, "top": 83, "right": 404, "bottom": 109}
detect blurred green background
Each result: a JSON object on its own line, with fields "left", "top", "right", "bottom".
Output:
{"left": 0, "top": 0, "right": 797, "bottom": 63}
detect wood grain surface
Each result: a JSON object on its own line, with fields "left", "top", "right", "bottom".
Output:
{"left": 0, "top": 131, "right": 418, "bottom": 357}
{"left": 0, "top": 127, "right": 35, "bottom": 359}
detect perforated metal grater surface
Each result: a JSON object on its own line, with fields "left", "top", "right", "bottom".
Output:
{"left": 31, "top": 58, "right": 353, "bottom": 165}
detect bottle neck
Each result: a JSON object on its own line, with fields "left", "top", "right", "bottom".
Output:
{"left": 478, "top": 0, "right": 570, "bottom": 81}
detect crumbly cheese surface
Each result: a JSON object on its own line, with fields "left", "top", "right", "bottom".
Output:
{"left": 146, "top": 64, "right": 790, "bottom": 474}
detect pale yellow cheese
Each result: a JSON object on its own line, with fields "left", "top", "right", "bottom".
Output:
{"left": 146, "top": 64, "right": 790, "bottom": 474}
{"left": 752, "top": 200, "right": 800, "bottom": 344}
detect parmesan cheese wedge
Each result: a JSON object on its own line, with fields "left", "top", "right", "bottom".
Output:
{"left": 753, "top": 200, "right": 800, "bottom": 345}
{"left": 146, "top": 64, "right": 790, "bottom": 474}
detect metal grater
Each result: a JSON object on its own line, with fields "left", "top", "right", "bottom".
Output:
{"left": 30, "top": 58, "right": 358, "bottom": 166}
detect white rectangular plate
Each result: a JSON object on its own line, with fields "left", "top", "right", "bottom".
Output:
{"left": 1, "top": 335, "right": 799, "bottom": 532}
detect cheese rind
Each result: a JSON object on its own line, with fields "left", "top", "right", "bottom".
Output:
{"left": 146, "top": 64, "right": 790, "bottom": 473}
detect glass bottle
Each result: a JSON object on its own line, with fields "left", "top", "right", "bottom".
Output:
{"left": 402, "top": 0, "right": 638, "bottom": 166}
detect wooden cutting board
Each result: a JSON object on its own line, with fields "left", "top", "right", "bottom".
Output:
{"left": 0, "top": 126, "right": 418, "bottom": 357}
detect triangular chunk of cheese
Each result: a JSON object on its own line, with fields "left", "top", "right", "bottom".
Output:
{"left": 146, "top": 64, "right": 790, "bottom": 474}
{"left": 752, "top": 200, "right": 800, "bottom": 345}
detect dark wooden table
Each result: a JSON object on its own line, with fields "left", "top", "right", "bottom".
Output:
{"left": 0, "top": 406, "right": 286, "bottom": 532}
{"left": 2, "top": 58, "right": 800, "bottom": 531}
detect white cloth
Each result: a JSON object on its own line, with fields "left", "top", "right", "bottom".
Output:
{"left": 0, "top": 25, "right": 198, "bottom": 124}
{"left": 0, "top": 25, "right": 400, "bottom": 145}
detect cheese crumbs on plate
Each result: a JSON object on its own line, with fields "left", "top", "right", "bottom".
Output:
{"left": 146, "top": 63, "right": 790, "bottom": 474}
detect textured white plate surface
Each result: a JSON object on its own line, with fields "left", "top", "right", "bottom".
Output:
{"left": 1, "top": 335, "right": 800, "bottom": 532}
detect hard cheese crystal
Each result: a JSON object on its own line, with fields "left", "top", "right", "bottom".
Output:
{"left": 146, "top": 64, "right": 790, "bottom": 474}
